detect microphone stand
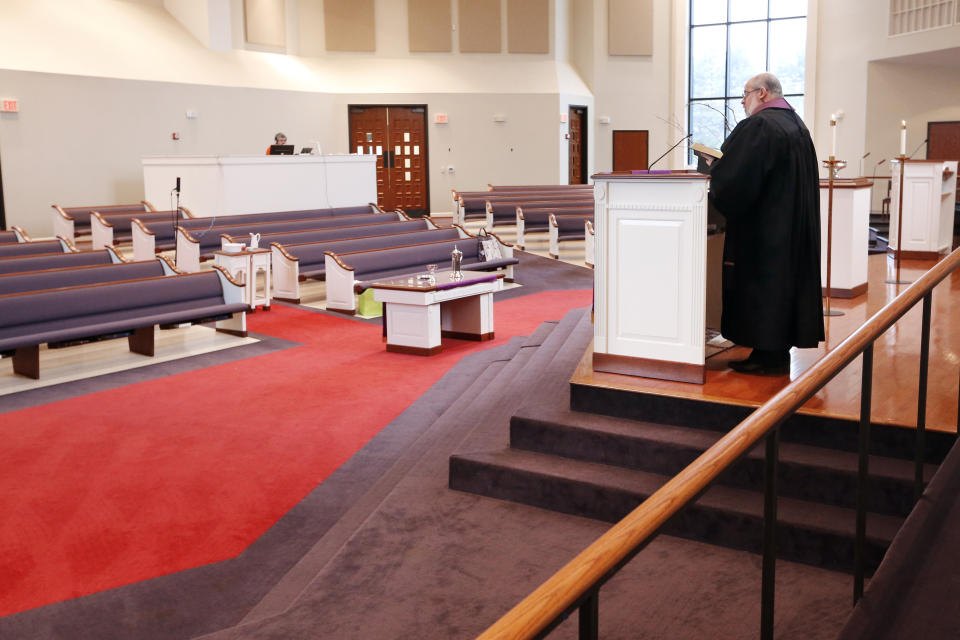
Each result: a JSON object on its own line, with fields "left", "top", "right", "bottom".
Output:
{"left": 172, "top": 177, "right": 181, "bottom": 265}
{"left": 648, "top": 134, "right": 693, "bottom": 171}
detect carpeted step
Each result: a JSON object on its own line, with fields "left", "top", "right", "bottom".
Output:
{"left": 450, "top": 308, "right": 593, "bottom": 453}
{"left": 868, "top": 227, "right": 889, "bottom": 254}
{"left": 569, "top": 381, "right": 956, "bottom": 464}
{"left": 509, "top": 408, "right": 935, "bottom": 517}
{"left": 449, "top": 447, "right": 903, "bottom": 573}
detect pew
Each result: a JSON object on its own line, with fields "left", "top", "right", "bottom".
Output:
{"left": 132, "top": 205, "right": 387, "bottom": 261}
{"left": 585, "top": 219, "right": 595, "bottom": 268}
{"left": 222, "top": 218, "right": 438, "bottom": 250}
{"left": 0, "top": 236, "right": 75, "bottom": 259}
{"left": 485, "top": 197, "right": 593, "bottom": 228}
{"left": 0, "top": 227, "right": 30, "bottom": 244}
{"left": 515, "top": 205, "right": 594, "bottom": 249}
{"left": 90, "top": 208, "right": 193, "bottom": 249}
{"left": 488, "top": 184, "right": 594, "bottom": 191}
{"left": 0, "top": 268, "right": 247, "bottom": 379}
{"left": 271, "top": 227, "right": 464, "bottom": 303}
{"left": 0, "top": 256, "right": 177, "bottom": 296}
{"left": 548, "top": 212, "right": 594, "bottom": 260}
{"left": 324, "top": 232, "right": 518, "bottom": 314}
{"left": 174, "top": 211, "right": 406, "bottom": 272}
{"left": 52, "top": 202, "right": 155, "bottom": 242}
{"left": 0, "top": 247, "right": 126, "bottom": 276}
{"left": 454, "top": 191, "right": 592, "bottom": 225}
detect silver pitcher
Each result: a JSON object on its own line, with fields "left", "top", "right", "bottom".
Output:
{"left": 451, "top": 244, "right": 463, "bottom": 279}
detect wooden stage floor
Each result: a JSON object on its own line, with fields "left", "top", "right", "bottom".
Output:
{"left": 572, "top": 253, "right": 960, "bottom": 433}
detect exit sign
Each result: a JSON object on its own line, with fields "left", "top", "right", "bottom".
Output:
{"left": 1, "top": 99, "right": 18, "bottom": 113}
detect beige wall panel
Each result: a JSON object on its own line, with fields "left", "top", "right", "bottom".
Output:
{"left": 409, "top": 0, "right": 452, "bottom": 53}
{"left": 325, "top": 0, "right": 375, "bottom": 52}
{"left": 608, "top": 0, "right": 652, "bottom": 56}
{"left": 244, "top": 0, "right": 286, "bottom": 48}
{"left": 458, "top": 0, "right": 501, "bottom": 53}
{"left": 507, "top": 0, "right": 549, "bottom": 54}
{"left": 297, "top": 0, "right": 325, "bottom": 57}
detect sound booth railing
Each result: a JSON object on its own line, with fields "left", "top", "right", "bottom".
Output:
{"left": 476, "top": 245, "right": 960, "bottom": 640}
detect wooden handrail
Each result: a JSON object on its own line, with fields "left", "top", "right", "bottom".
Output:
{"left": 479, "top": 246, "right": 960, "bottom": 640}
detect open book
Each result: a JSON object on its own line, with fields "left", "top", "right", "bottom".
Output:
{"left": 691, "top": 142, "right": 722, "bottom": 160}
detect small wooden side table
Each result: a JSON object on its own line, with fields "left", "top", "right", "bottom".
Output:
{"left": 213, "top": 247, "right": 272, "bottom": 310}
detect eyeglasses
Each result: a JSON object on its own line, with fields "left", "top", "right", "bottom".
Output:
{"left": 741, "top": 88, "right": 761, "bottom": 100}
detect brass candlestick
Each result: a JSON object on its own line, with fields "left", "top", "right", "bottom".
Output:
{"left": 822, "top": 158, "right": 846, "bottom": 317}
{"left": 886, "top": 155, "right": 912, "bottom": 285}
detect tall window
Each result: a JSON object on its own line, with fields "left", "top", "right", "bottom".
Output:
{"left": 688, "top": 0, "right": 807, "bottom": 163}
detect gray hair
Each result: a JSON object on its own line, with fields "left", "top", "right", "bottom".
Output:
{"left": 749, "top": 73, "right": 783, "bottom": 98}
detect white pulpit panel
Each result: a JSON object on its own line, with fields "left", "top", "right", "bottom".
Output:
{"left": 613, "top": 218, "right": 682, "bottom": 343}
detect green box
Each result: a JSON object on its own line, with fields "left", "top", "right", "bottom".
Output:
{"left": 357, "top": 289, "right": 383, "bottom": 317}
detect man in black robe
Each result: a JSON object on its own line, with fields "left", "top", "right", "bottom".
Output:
{"left": 706, "top": 72, "right": 824, "bottom": 375}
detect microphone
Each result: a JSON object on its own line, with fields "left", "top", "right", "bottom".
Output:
{"left": 648, "top": 133, "right": 693, "bottom": 171}
{"left": 872, "top": 158, "right": 886, "bottom": 181}
{"left": 174, "top": 176, "right": 181, "bottom": 194}
{"left": 908, "top": 138, "right": 928, "bottom": 159}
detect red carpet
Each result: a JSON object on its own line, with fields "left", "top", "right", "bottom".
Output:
{"left": 0, "top": 289, "right": 591, "bottom": 616}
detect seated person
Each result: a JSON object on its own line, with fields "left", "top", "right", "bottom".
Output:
{"left": 266, "top": 132, "right": 287, "bottom": 155}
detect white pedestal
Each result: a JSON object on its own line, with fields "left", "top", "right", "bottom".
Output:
{"left": 591, "top": 171, "right": 710, "bottom": 384}
{"left": 889, "top": 160, "right": 958, "bottom": 259}
{"left": 819, "top": 178, "right": 872, "bottom": 298}
{"left": 214, "top": 248, "right": 272, "bottom": 310}
{"left": 372, "top": 271, "right": 503, "bottom": 356}
{"left": 143, "top": 155, "right": 378, "bottom": 218}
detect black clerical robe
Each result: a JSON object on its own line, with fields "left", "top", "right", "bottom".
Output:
{"left": 708, "top": 106, "right": 824, "bottom": 350}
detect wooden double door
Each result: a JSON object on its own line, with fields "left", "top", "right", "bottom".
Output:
{"left": 349, "top": 105, "right": 429, "bottom": 214}
{"left": 568, "top": 106, "right": 588, "bottom": 184}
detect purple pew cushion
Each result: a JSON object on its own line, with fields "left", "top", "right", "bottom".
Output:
{"left": 0, "top": 251, "right": 113, "bottom": 276}
{"left": 0, "top": 272, "right": 246, "bottom": 351}
{"left": 62, "top": 204, "right": 148, "bottom": 230}
{"left": 0, "top": 261, "right": 165, "bottom": 296}
{"left": 0, "top": 241, "right": 65, "bottom": 258}
{"left": 294, "top": 229, "right": 460, "bottom": 277}
{"left": 242, "top": 219, "right": 426, "bottom": 247}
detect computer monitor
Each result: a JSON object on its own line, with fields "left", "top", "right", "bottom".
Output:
{"left": 268, "top": 145, "right": 295, "bottom": 155}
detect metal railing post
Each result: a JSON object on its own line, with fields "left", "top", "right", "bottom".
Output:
{"left": 914, "top": 292, "right": 932, "bottom": 502}
{"left": 761, "top": 425, "right": 780, "bottom": 640}
{"left": 854, "top": 344, "right": 874, "bottom": 603}
{"left": 578, "top": 591, "right": 599, "bottom": 640}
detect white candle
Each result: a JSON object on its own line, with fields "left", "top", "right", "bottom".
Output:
{"left": 900, "top": 120, "right": 907, "bottom": 156}
{"left": 830, "top": 114, "right": 837, "bottom": 159}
